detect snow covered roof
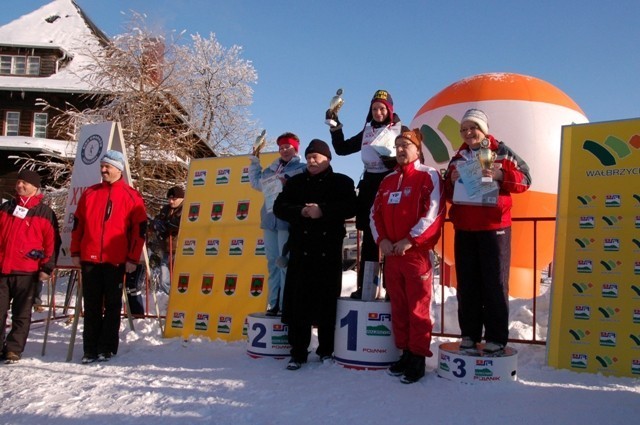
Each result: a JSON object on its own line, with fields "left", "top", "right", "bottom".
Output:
{"left": 0, "top": 0, "right": 109, "bottom": 93}
{"left": 0, "top": 135, "right": 76, "bottom": 158}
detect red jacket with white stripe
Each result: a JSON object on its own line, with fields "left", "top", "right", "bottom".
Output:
{"left": 71, "top": 178, "right": 147, "bottom": 266}
{"left": 444, "top": 135, "right": 531, "bottom": 231}
{"left": 370, "top": 159, "right": 445, "bottom": 251}
{"left": 0, "top": 193, "right": 60, "bottom": 275}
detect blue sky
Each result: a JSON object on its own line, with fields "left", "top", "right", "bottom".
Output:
{"left": 4, "top": 0, "right": 640, "bottom": 182}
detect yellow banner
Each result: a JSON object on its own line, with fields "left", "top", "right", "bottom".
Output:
{"left": 164, "top": 153, "right": 279, "bottom": 341}
{"left": 547, "top": 118, "right": 640, "bottom": 377}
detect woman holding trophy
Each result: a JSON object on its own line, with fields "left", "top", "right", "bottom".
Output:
{"left": 443, "top": 108, "right": 531, "bottom": 353}
{"left": 248, "top": 132, "right": 306, "bottom": 316}
{"left": 326, "top": 89, "right": 403, "bottom": 299}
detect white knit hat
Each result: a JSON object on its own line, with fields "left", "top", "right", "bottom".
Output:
{"left": 461, "top": 109, "right": 489, "bottom": 134}
{"left": 100, "top": 150, "right": 125, "bottom": 171}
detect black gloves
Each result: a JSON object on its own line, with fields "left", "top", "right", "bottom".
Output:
{"left": 325, "top": 109, "right": 342, "bottom": 130}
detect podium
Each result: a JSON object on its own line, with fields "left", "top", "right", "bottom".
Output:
{"left": 333, "top": 297, "right": 400, "bottom": 369}
{"left": 437, "top": 342, "right": 518, "bottom": 383}
{"left": 246, "top": 313, "right": 291, "bottom": 359}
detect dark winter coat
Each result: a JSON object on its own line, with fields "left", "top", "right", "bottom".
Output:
{"left": 273, "top": 166, "right": 356, "bottom": 327}
{"left": 330, "top": 113, "right": 401, "bottom": 230}
{"left": 0, "top": 193, "right": 60, "bottom": 275}
{"left": 153, "top": 203, "right": 183, "bottom": 254}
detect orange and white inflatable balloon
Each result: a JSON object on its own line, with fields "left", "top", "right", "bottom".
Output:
{"left": 410, "top": 72, "right": 588, "bottom": 298}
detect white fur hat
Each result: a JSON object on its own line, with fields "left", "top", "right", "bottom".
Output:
{"left": 461, "top": 109, "right": 489, "bottom": 135}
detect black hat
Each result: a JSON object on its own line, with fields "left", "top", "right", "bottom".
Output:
{"left": 17, "top": 169, "right": 41, "bottom": 188}
{"left": 304, "top": 139, "right": 332, "bottom": 160}
{"left": 167, "top": 186, "right": 185, "bottom": 198}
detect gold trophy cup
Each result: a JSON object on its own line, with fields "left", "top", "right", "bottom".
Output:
{"left": 252, "top": 129, "right": 267, "bottom": 155}
{"left": 325, "top": 88, "right": 344, "bottom": 127}
{"left": 477, "top": 138, "right": 496, "bottom": 183}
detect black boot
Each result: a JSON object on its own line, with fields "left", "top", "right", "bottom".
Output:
{"left": 387, "top": 350, "right": 411, "bottom": 376}
{"left": 400, "top": 352, "right": 425, "bottom": 384}
{"left": 350, "top": 287, "right": 362, "bottom": 299}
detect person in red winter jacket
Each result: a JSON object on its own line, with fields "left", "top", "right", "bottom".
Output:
{"left": 71, "top": 150, "right": 147, "bottom": 364}
{"left": 370, "top": 128, "right": 445, "bottom": 384}
{"left": 443, "top": 109, "right": 531, "bottom": 354}
{"left": 0, "top": 170, "right": 60, "bottom": 363}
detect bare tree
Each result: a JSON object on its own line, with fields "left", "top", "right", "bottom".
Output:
{"left": 171, "top": 33, "right": 258, "bottom": 156}
{"left": 28, "top": 12, "right": 258, "bottom": 215}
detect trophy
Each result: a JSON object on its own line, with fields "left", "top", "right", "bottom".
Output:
{"left": 325, "top": 88, "right": 344, "bottom": 127}
{"left": 477, "top": 138, "right": 496, "bottom": 183}
{"left": 252, "top": 129, "right": 267, "bottom": 155}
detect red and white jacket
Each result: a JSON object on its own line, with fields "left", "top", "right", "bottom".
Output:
{"left": 71, "top": 178, "right": 147, "bottom": 266}
{"left": 370, "top": 159, "right": 445, "bottom": 251}
{"left": 0, "top": 193, "right": 60, "bottom": 275}
{"left": 444, "top": 135, "right": 531, "bottom": 231}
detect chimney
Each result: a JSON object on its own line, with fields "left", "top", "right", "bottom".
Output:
{"left": 142, "top": 37, "right": 165, "bottom": 85}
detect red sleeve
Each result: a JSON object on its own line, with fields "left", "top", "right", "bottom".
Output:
{"left": 70, "top": 193, "right": 86, "bottom": 257}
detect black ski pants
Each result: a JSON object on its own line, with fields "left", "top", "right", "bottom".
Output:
{"left": 454, "top": 227, "right": 511, "bottom": 346}
{"left": 81, "top": 263, "right": 125, "bottom": 356}
{"left": 0, "top": 273, "right": 37, "bottom": 354}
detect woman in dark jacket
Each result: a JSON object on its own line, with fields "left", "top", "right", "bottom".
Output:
{"left": 274, "top": 139, "right": 356, "bottom": 370}
{"left": 328, "top": 89, "right": 402, "bottom": 298}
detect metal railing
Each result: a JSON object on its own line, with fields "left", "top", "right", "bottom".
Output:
{"left": 347, "top": 217, "right": 556, "bottom": 346}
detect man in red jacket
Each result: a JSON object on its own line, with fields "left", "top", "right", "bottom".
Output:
{"left": 371, "top": 128, "right": 445, "bottom": 384}
{"left": 71, "top": 150, "right": 147, "bottom": 364}
{"left": 0, "top": 170, "right": 60, "bottom": 363}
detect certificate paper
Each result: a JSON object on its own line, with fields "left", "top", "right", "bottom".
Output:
{"left": 453, "top": 159, "right": 498, "bottom": 206}
{"left": 261, "top": 175, "right": 283, "bottom": 213}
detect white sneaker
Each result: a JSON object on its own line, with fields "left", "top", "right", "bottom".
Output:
{"left": 286, "top": 359, "right": 302, "bottom": 370}
{"left": 483, "top": 342, "right": 505, "bottom": 353}
{"left": 320, "top": 355, "right": 333, "bottom": 364}
{"left": 459, "top": 337, "right": 475, "bottom": 349}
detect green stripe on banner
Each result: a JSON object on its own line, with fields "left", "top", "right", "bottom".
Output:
{"left": 420, "top": 124, "right": 450, "bottom": 164}
{"left": 437, "top": 115, "right": 464, "bottom": 150}
{"left": 583, "top": 140, "right": 616, "bottom": 166}
{"left": 604, "top": 135, "right": 631, "bottom": 158}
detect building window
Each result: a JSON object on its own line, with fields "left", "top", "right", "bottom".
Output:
{"left": 34, "top": 113, "right": 48, "bottom": 138}
{"left": 27, "top": 57, "right": 41, "bottom": 75}
{"left": 0, "top": 55, "right": 41, "bottom": 75}
{"left": 12, "top": 56, "right": 26, "bottom": 75}
{"left": 5, "top": 111, "right": 20, "bottom": 136}
{"left": 0, "top": 56, "right": 10, "bottom": 74}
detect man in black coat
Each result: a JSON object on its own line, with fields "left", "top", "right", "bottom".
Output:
{"left": 273, "top": 139, "right": 356, "bottom": 370}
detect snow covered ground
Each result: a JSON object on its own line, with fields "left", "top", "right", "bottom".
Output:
{"left": 1, "top": 271, "right": 638, "bottom": 425}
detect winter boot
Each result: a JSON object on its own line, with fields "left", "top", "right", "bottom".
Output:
{"left": 387, "top": 349, "right": 411, "bottom": 376}
{"left": 400, "top": 352, "right": 425, "bottom": 384}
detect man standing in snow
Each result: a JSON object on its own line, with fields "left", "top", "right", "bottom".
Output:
{"left": 370, "top": 128, "right": 445, "bottom": 383}
{"left": 273, "top": 139, "right": 356, "bottom": 370}
{"left": 71, "top": 150, "right": 147, "bottom": 364}
{"left": 0, "top": 170, "right": 60, "bottom": 363}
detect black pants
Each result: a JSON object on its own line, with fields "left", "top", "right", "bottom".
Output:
{"left": 0, "top": 274, "right": 37, "bottom": 354}
{"left": 355, "top": 171, "right": 390, "bottom": 290}
{"left": 125, "top": 264, "right": 145, "bottom": 316}
{"left": 81, "top": 263, "right": 125, "bottom": 356}
{"left": 288, "top": 319, "right": 335, "bottom": 362}
{"left": 454, "top": 228, "right": 511, "bottom": 345}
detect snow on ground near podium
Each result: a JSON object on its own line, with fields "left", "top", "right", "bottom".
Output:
{"left": 1, "top": 271, "right": 638, "bottom": 425}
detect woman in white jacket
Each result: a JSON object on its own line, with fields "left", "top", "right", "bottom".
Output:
{"left": 248, "top": 133, "right": 306, "bottom": 315}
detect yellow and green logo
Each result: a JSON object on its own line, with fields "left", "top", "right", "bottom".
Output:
{"left": 582, "top": 134, "right": 640, "bottom": 166}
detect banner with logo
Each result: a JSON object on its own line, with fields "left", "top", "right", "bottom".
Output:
{"left": 58, "top": 122, "right": 129, "bottom": 267}
{"left": 547, "top": 118, "right": 640, "bottom": 377}
{"left": 164, "top": 153, "right": 279, "bottom": 341}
